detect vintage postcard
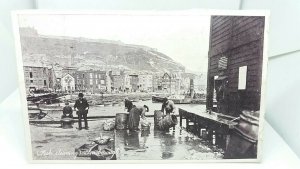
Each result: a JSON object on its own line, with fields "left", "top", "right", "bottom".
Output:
{"left": 12, "top": 10, "right": 269, "bottom": 163}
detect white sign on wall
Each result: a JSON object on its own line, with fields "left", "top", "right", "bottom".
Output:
{"left": 238, "top": 66, "right": 247, "bottom": 90}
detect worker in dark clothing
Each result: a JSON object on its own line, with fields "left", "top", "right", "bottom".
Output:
{"left": 216, "top": 79, "right": 229, "bottom": 114}
{"left": 161, "top": 97, "right": 175, "bottom": 115}
{"left": 124, "top": 98, "right": 133, "bottom": 112}
{"left": 62, "top": 102, "right": 73, "bottom": 118}
{"left": 74, "top": 93, "right": 89, "bottom": 130}
{"left": 128, "top": 105, "right": 149, "bottom": 131}
{"left": 161, "top": 97, "right": 176, "bottom": 131}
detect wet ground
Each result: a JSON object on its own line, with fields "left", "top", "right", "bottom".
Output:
{"left": 30, "top": 119, "right": 114, "bottom": 160}
{"left": 30, "top": 117, "right": 225, "bottom": 160}
{"left": 29, "top": 101, "right": 225, "bottom": 160}
{"left": 115, "top": 119, "right": 224, "bottom": 160}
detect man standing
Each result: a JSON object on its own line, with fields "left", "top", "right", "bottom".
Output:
{"left": 74, "top": 93, "right": 89, "bottom": 130}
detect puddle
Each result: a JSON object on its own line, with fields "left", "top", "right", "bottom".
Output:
{"left": 115, "top": 124, "right": 224, "bottom": 160}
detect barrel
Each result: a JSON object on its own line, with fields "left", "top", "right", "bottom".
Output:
{"left": 115, "top": 113, "right": 129, "bottom": 130}
{"left": 60, "top": 117, "right": 74, "bottom": 129}
{"left": 224, "top": 110, "right": 259, "bottom": 159}
{"left": 158, "top": 114, "right": 178, "bottom": 130}
{"left": 154, "top": 110, "right": 164, "bottom": 129}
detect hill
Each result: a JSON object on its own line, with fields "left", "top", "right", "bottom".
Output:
{"left": 19, "top": 27, "right": 185, "bottom": 73}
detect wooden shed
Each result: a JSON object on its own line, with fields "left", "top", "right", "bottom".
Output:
{"left": 206, "top": 16, "right": 265, "bottom": 117}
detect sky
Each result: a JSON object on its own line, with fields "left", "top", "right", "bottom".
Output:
{"left": 18, "top": 13, "right": 211, "bottom": 73}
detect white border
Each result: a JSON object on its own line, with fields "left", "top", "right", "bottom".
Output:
{"left": 11, "top": 9, "right": 270, "bottom": 164}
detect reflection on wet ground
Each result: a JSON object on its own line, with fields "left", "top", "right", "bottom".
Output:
{"left": 30, "top": 101, "right": 254, "bottom": 160}
{"left": 115, "top": 119, "right": 224, "bottom": 160}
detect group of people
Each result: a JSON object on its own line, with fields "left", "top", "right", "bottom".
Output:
{"left": 61, "top": 93, "right": 176, "bottom": 131}
{"left": 124, "top": 97, "right": 175, "bottom": 131}
{"left": 62, "top": 93, "right": 89, "bottom": 130}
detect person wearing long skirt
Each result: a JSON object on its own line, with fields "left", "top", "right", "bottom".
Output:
{"left": 128, "top": 105, "right": 149, "bottom": 131}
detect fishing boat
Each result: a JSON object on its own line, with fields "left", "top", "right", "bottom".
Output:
{"left": 104, "top": 102, "right": 113, "bottom": 106}
{"left": 168, "top": 95, "right": 192, "bottom": 104}
{"left": 152, "top": 95, "right": 165, "bottom": 103}
{"left": 131, "top": 98, "right": 140, "bottom": 102}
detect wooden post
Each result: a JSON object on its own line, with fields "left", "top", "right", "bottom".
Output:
{"left": 186, "top": 118, "right": 189, "bottom": 130}
{"left": 179, "top": 109, "right": 183, "bottom": 127}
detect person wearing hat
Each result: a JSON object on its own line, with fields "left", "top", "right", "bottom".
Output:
{"left": 62, "top": 102, "right": 73, "bottom": 118}
{"left": 74, "top": 93, "right": 89, "bottom": 130}
{"left": 161, "top": 97, "right": 175, "bottom": 115}
{"left": 124, "top": 97, "right": 133, "bottom": 112}
{"left": 161, "top": 97, "right": 176, "bottom": 131}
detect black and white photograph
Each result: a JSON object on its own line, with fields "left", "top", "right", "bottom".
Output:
{"left": 13, "top": 10, "right": 268, "bottom": 162}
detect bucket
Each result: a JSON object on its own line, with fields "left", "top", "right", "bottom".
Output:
{"left": 154, "top": 110, "right": 164, "bottom": 129}
{"left": 158, "top": 114, "right": 178, "bottom": 130}
{"left": 115, "top": 113, "right": 129, "bottom": 130}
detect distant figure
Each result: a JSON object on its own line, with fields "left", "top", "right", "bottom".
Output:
{"left": 124, "top": 97, "right": 133, "bottom": 112}
{"left": 128, "top": 105, "right": 149, "bottom": 131}
{"left": 216, "top": 80, "right": 229, "bottom": 114}
{"left": 74, "top": 93, "right": 89, "bottom": 130}
{"left": 161, "top": 97, "right": 175, "bottom": 115}
{"left": 62, "top": 102, "right": 73, "bottom": 118}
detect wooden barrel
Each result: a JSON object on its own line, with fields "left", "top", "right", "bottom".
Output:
{"left": 235, "top": 110, "right": 259, "bottom": 142}
{"left": 224, "top": 110, "right": 259, "bottom": 159}
{"left": 115, "top": 113, "right": 129, "bottom": 130}
{"left": 154, "top": 110, "right": 164, "bottom": 129}
{"left": 60, "top": 117, "right": 74, "bottom": 129}
{"left": 158, "top": 114, "right": 178, "bottom": 130}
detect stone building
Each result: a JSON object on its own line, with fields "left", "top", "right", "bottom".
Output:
{"left": 161, "top": 72, "right": 180, "bottom": 94}
{"left": 129, "top": 74, "right": 139, "bottom": 92}
{"left": 206, "top": 16, "right": 265, "bottom": 117}
{"left": 111, "top": 70, "right": 124, "bottom": 92}
{"left": 139, "top": 74, "right": 153, "bottom": 92}
{"left": 61, "top": 73, "right": 75, "bottom": 93}
{"left": 152, "top": 73, "right": 163, "bottom": 92}
{"left": 23, "top": 64, "right": 54, "bottom": 93}
{"left": 75, "top": 70, "right": 107, "bottom": 93}
{"left": 74, "top": 71, "right": 87, "bottom": 92}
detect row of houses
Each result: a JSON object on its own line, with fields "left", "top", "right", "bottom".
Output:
{"left": 23, "top": 64, "right": 205, "bottom": 94}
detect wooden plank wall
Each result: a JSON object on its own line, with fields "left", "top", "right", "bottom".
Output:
{"left": 207, "top": 16, "right": 265, "bottom": 116}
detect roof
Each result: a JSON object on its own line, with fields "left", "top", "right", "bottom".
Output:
{"left": 23, "top": 62, "right": 47, "bottom": 68}
{"left": 62, "top": 73, "right": 74, "bottom": 79}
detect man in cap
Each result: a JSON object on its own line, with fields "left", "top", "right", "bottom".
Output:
{"left": 124, "top": 97, "right": 133, "bottom": 112}
{"left": 62, "top": 102, "right": 73, "bottom": 118}
{"left": 74, "top": 93, "right": 89, "bottom": 130}
{"left": 161, "top": 97, "right": 176, "bottom": 131}
{"left": 161, "top": 97, "right": 175, "bottom": 115}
